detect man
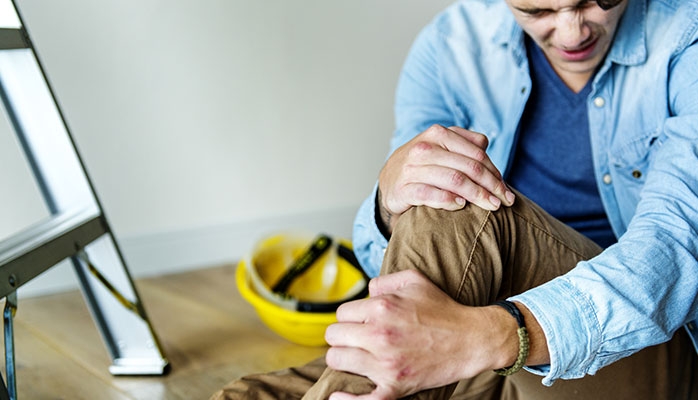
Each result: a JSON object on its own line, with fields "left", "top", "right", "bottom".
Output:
{"left": 212, "top": 0, "right": 698, "bottom": 398}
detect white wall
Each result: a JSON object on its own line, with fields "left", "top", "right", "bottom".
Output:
{"left": 2, "top": 0, "right": 453, "bottom": 297}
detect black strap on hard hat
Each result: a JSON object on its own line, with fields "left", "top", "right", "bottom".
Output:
{"left": 270, "top": 234, "right": 370, "bottom": 313}
{"left": 295, "top": 243, "right": 369, "bottom": 313}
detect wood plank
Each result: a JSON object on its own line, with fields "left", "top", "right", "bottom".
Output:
{"left": 138, "top": 263, "right": 251, "bottom": 317}
{"left": 7, "top": 265, "right": 328, "bottom": 399}
{"left": 1, "top": 319, "right": 132, "bottom": 400}
{"left": 13, "top": 288, "right": 115, "bottom": 374}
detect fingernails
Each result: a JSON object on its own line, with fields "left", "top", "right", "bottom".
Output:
{"left": 489, "top": 195, "right": 501, "bottom": 208}
{"left": 455, "top": 197, "right": 466, "bottom": 207}
{"left": 505, "top": 190, "right": 516, "bottom": 205}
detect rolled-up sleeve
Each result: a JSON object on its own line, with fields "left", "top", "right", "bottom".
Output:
{"left": 352, "top": 184, "right": 388, "bottom": 278}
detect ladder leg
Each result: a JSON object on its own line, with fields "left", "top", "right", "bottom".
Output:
{"left": 74, "top": 246, "right": 168, "bottom": 375}
{"left": 3, "top": 292, "right": 17, "bottom": 400}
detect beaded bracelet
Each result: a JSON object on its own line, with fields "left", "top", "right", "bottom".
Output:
{"left": 493, "top": 300, "right": 530, "bottom": 376}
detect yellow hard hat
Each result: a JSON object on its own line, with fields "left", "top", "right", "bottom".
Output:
{"left": 236, "top": 232, "right": 369, "bottom": 346}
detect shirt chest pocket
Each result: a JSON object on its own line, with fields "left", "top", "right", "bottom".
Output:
{"left": 609, "top": 131, "right": 666, "bottom": 212}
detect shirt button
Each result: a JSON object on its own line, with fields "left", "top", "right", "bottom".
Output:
{"left": 603, "top": 174, "right": 612, "bottom": 184}
{"left": 632, "top": 170, "right": 642, "bottom": 179}
{"left": 593, "top": 97, "right": 605, "bottom": 108}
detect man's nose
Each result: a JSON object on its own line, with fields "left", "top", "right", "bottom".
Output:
{"left": 556, "top": 11, "right": 588, "bottom": 49}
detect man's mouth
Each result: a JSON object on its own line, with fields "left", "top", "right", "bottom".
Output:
{"left": 557, "top": 38, "right": 599, "bottom": 62}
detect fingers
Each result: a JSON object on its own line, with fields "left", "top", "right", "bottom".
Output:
{"left": 447, "top": 126, "right": 489, "bottom": 149}
{"left": 325, "top": 270, "right": 458, "bottom": 399}
{"left": 325, "top": 320, "right": 371, "bottom": 348}
{"left": 333, "top": 271, "right": 420, "bottom": 317}
{"left": 399, "top": 165, "right": 505, "bottom": 212}
{"left": 444, "top": 126, "right": 499, "bottom": 179}
{"left": 367, "top": 270, "right": 422, "bottom": 297}
{"left": 325, "top": 343, "right": 375, "bottom": 375}
{"left": 328, "top": 271, "right": 424, "bottom": 351}
{"left": 412, "top": 126, "right": 514, "bottom": 209}
{"left": 328, "top": 271, "right": 432, "bottom": 351}
{"left": 400, "top": 182, "right": 467, "bottom": 211}
{"left": 379, "top": 124, "right": 515, "bottom": 220}
{"left": 325, "top": 348, "right": 402, "bottom": 400}
{"left": 324, "top": 340, "right": 400, "bottom": 395}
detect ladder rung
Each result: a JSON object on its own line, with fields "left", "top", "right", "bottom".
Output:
{"left": 0, "top": 208, "right": 107, "bottom": 298}
{"left": 0, "top": 28, "right": 30, "bottom": 50}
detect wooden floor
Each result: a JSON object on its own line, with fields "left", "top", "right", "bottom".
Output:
{"left": 1, "top": 265, "right": 327, "bottom": 400}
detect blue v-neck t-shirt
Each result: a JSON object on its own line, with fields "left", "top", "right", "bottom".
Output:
{"left": 506, "top": 38, "right": 615, "bottom": 248}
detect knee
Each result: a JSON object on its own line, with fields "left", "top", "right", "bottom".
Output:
{"left": 394, "top": 204, "right": 493, "bottom": 237}
{"left": 381, "top": 204, "right": 493, "bottom": 277}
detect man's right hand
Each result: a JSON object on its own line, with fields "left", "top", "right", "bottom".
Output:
{"left": 377, "top": 125, "right": 515, "bottom": 234}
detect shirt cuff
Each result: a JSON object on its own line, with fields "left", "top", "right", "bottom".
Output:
{"left": 509, "top": 277, "right": 601, "bottom": 386}
{"left": 352, "top": 183, "right": 389, "bottom": 278}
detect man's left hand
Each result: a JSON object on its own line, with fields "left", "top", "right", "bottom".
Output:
{"left": 324, "top": 269, "right": 509, "bottom": 400}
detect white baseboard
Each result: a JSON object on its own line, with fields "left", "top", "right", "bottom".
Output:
{"left": 18, "top": 205, "right": 358, "bottom": 298}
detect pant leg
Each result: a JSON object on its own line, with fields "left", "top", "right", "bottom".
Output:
{"left": 306, "top": 190, "right": 697, "bottom": 399}
{"left": 306, "top": 191, "right": 604, "bottom": 399}
{"left": 209, "top": 357, "right": 328, "bottom": 400}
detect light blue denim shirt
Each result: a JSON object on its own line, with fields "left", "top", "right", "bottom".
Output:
{"left": 352, "top": 0, "right": 698, "bottom": 386}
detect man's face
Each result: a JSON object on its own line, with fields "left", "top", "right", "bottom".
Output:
{"left": 506, "top": 0, "right": 627, "bottom": 89}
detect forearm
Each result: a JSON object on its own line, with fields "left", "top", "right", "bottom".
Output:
{"left": 481, "top": 302, "right": 550, "bottom": 373}
{"left": 517, "top": 302, "right": 550, "bottom": 366}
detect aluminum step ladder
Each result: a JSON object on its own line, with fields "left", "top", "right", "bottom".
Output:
{"left": 0, "top": 2, "right": 169, "bottom": 399}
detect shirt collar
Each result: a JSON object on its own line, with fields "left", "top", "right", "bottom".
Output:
{"left": 492, "top": 8, "right": 527, "bottom": 65}
{"left": 606, "top": 0, "right": 647, "bottom": 66}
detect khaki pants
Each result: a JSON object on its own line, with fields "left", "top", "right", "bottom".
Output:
{"left": 211, "top": 191, "right": 698, "bottom": 399}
